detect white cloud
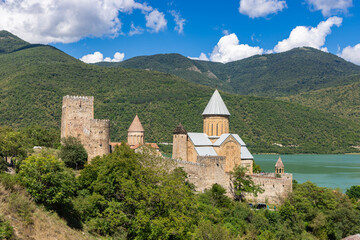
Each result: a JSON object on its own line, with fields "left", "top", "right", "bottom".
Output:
{"left": 239, "top": 0, "right": 287, "bottom": 18}
{"left": 306, "top": 0, "right": 353, "bottom": 16}
{"left": 170, "top": 10, "right": 186, "bottom": 34}
{"left": 129, "top": 23, "right": 144, "bottom": 36}
{"left": 80, "top": 51, "right": 125, "bottom": 63}
{"left": 0, "top": 0, "right": 165, "bottom": 43}
{"left": 188, "top": 53, "right": 209, "bottom": 61}
{"left": 210, "top": 33, "right": 264, "bottom": 63}
{"left": 339, "top": 44, "right": 360, "bottom": 65}
{"left": 145, "top": 9, "right": 167, "bottom": 33}
{"left": 274, "top": 16, "right": 342, "bottom": 53}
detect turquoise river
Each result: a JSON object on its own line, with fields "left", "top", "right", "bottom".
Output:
{"left": 254, "top": 154, "right": 360, "bottom": 192}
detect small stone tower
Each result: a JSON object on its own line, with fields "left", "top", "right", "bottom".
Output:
{"left": 202, "top": 90, "right": 230, "bottom": 136}
{"left": 172, "top": 123, "right": 188, "bottom": 161}
{"left": 61, "top": 95, "right": 110, "bottom": 162}
{"left": 127, "top": 115, "right": 145, "bottom": 146}
{"left": 275, "top": 156, "right": 285, "bottom": 174}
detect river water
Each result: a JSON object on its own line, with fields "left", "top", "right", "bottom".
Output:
{"left": 254, "top": 154, "right": 360, "bottom": 192}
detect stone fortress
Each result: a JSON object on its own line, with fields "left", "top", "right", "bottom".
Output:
{"left": 61, "top": 91, "right": 292, "bottom": 204}
{"left": 171, "top": 90, "right": 293, "bottom": 204}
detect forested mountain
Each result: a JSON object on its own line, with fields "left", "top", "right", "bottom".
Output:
{"left": 98, "top": 47, "right": 360, "bottom": 97}
{"left": 1, "top": 31, "right": 360, "bottom": 153}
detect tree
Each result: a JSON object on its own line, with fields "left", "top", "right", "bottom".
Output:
{"left": 59, "top": 137, "right": 88, "bottom": 170}
{"left": 0, "top": 127, "right": 28, "bottom": 168}
{"left": 20, "top": 125, "right": 60, "bottom": 148}
{"left": 346, "top": 185, "right": 360, "bottom": 201}
{"left": 230, "top": 166, "right": 264, "bottom": 202}
{"left": 17, "top": 154, "right": 76, "bottom": 209}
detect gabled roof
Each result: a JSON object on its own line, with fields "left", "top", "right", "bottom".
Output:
{"left": 188, "top": 132, "right": 213, "bottom": 146}
{"left": 213, "top": 133, "right": 246, "bottom": 147}
{"left": 275, "top": 157, "right": 284, "bottom": 168}
{"left": 128, "top": 115, "right": 144, "bottom": 132}
{"left": 202, "top": 89, "right": 230, "bottom": 116}
{"left": 241, "top": 146, "right": 254, "bottom": 160}
{"left": 195, "top": 147, "right": 218, "bottom": 156}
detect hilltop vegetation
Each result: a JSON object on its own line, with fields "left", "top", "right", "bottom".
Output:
{"left": 0, "top": 31, "right": 360, "bottom": 153}
{"left": 2, "top": 146, "right": 360, "bottom": 239}
{"left": 99, "top": 47, "right": 360, "bottom": 97}
{"left": 282, "top": 80, "right": 360, "bottom": 121}
{"left": 0, "top": 31, "right": 29, "bottom": 53}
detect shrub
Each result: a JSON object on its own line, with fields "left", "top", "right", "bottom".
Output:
{"left": 59, "top": 137, "right": 88, "bottom": 170}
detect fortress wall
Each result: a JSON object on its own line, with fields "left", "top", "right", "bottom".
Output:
{"left": 248, "top": 173, "right": 293, "bottom": 205}
{"left": 174, "top": 156, "right": 231, "bottom": 193}
{"left": 241, "top": 160, "right": 253, "bottom": 174}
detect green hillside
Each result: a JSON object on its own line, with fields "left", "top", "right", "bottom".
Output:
{"left": 0, "top": 30, "right": 30, "bottom": 53}
{"left": 99, "top": 47, "right": 360, "bottom": 97}
{"left": 282, "top": 77, "right": 360, "bottom": 121}
{"left": 1, "top": 32, "right": 360, "bottom": 153}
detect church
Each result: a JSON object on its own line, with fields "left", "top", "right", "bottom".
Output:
{"left": 172, "top": 89, "right": 254, "bottom": 174}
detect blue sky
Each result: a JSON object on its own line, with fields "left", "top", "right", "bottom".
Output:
{"left": 1, "top": 0, "right": 359, "bottom": 64}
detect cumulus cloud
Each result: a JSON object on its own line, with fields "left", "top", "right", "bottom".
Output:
{"left": 339, "top": 44, "right": 360, "bottom": 65}
{"left": 129, "top": 23, "right": 144, "bottom": 36}
{"left": 145, "top": 9, "right": 167, "bottom": 33}
{"left": 274, "top": 16, "right": 342, "bottom": 53}
{"left": 170, "top": 10, "right": 186, "bottom": 34}
{"left": 80, "top": 51, "right": 125, "bottom": 64}
{"left": 306, "top": 0, "right": 353, "bottom": 16}
{"left": 209, "top": 33, "right": 264, "bottom": 63}
{"left": 0, "top": 0, "right": 165, "bottom": 43}
{"left": 239, "top": 0, "right": 287, "bottom": 18}
{"left": 188, "top": 53, "right": 209, "bottom": 61}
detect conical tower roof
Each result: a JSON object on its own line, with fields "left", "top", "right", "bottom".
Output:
{"left": 202, "top": 89, "right": 230, "bottom": 116}
{"left": 173, "top": 123, "right": 187, "bottom": 134}
{"left": 128, "top": 115, "right": 144, "bottom": 132}
{"left": 275, "top": 156, "right": 284, "bottom": 168}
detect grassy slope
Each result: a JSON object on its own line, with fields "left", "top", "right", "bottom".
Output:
{"left": 0, "top": 176, "right": 98, "bottom": 240}
{"left": 99, "top": 47, "right": 360, "bottom": 97}
{"left": 0, "top": 43, "right": 360, "bottom": 153}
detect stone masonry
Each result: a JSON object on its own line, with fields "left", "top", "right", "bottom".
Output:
{"left": 61, "top": 95, "right": 110, "bottom": 161}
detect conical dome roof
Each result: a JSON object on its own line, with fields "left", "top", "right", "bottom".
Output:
{"left": 173, "top": 123, "right": 187, "bottom": 134}
{"left": 128, "top": 115, "right": 144, "bottom": 132}
{"left": 275, "top": 156, "right": 284, "bottom": 168}
{"left": 202, "top": 89, "right": 230, "bottom": 116}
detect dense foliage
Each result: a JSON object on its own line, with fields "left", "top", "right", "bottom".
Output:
{"left": 59, "top": 137, "right": 88, "bottom": 170}
{"left": 17, "top": 154, "right": 76, "bottom": 209}
{"left": 100, "top": 47, "right": 360, "bottom": 97}
{"left": 1, "top": 36, "right": 360, "bottom": 153}
{"left": 346, "top": 185, "right": 360, "bottom": 201}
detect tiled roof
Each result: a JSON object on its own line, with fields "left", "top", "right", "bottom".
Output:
{"left": 128, "top": 115, "right": 144, "bottom": 132}
{"left": 195, "top": 147, "right": 218, "bottom": 156}
{"left": 275, "top": 157, "right": 284, "bottom": 168}
{"left": 173, "top": 123, "right": 187, "bottom": 134}
{"left": 202, "top": 89, "right": 230, "bottom": 116}
{"left": 188, "top": 132, "right": 213, "bottom": 146}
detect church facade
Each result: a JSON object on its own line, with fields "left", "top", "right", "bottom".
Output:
{"left": 172, "top": 90, "right": 253, "bottom": 174}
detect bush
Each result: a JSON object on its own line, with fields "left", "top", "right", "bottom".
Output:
{"left": 59, "top": 137, "right": 88, "bottom": 170}
{"left": 346, "top": 185, "right": 360, "bottom": 201}
{"left": 17, "top": 154, "right": 76, "bottom": 209}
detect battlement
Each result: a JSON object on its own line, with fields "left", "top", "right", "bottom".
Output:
{"left": 63, "top": 95, "right": 94, "bottom": 101}
{"left": 197, "top": 156, "right": 225, "bottom": 165}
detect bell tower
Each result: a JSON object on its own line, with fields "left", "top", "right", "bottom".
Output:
{"left": 202, "top": 90, "right": 230, "bottom": 136}
{"left": 275, "top": 156, "right": 285, "bottom": 174}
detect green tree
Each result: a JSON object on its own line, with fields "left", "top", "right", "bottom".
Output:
{"left": 230, "top": 166, "right": 264, "bottom": 202}
{"left": 0, "top": 127, "right": 28, "bottom": 168}
{"left": 59, "top": 137, "right": 88, "bottom": 170}
{"left": 20, "top": 125, "right": 60, "bottom": 148}
{"left": 17, "top": 154, "right": 76, "bottom": 209}
{"left": 346, "top": 185, "right": 360, "bottom": 201}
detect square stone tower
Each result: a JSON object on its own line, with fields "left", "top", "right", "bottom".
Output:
{"left": 61, "top": 95, "right": 110, "bottom": 161}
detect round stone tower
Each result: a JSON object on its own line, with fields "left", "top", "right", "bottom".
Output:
{"left": 127, "top": 115, "right": 145, "bottom": 146}
{"left": 202, "top": 90, "right": 230, "bottom": 136}
{"left": 172, "top": 123, "right": 188, "bottom": 161}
